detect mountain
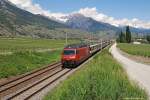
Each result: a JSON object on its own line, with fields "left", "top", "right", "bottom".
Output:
{"left": 0, "top": 0, "right": 85, "bottom": 38}
{"left": 64, "top": 13, "right": 121, "bottom": 38}
{"left": 126, "top": 27, "right": 150, "bottom": 35}
{"left": 64, "top": 13, "right": 150, "bottom": 36}
{"left": 0, "top": 0, "right": 66, "bottom": 35}
{"left": 0, "top": 0, "right": 98, "bottom": 39}
{"left": 66, "top": 14, "right": 119, "bottom": 32}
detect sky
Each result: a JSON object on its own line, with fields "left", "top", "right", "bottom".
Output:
{"left": 8, "top": 0, "right": 150, "bottom": 29}
{"left": 33, "top": 0, "right": 150, "bottom": 21}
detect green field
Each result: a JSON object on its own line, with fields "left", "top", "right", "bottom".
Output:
{"left": 0, "top": 50, "right": 61, "bottom": 78}
{"left": 0, "top": 38, "right": 79, "bottom": 53}
{"left": 44, "top": 48, "right": 148, "bottom": 100}
{"left": 0, "top": 38, "right": 79, "bottom": 79}
{"left": 117, "top": 43, "right": 150, "bottom": 57}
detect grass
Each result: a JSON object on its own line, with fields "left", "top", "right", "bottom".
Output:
{"left": 117, "top": 43, "right": 150, "bottom": 57}
{"left": 0, "top": 37, "right": 80, "bottom": 79}
{"left": 0, "top": 37, "right": 79, "bottom": 52}
{"left": 44, "top": 48, "right": 148, "bottom": 100}
{"left": 0, "top": 50, "right": 61, "bottom": 78}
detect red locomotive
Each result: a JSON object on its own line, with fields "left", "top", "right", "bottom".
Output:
{"left": 61, "top": 41, "right": 110, "bottom": 68}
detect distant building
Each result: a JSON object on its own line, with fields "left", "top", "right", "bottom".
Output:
{"left": 137, "top": 38, "right": 142, "bottom": 41}
{"left": 133, "top": 41, "right": 141, "bottom": 44}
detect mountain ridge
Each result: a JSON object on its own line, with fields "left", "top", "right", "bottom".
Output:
{"left": 63, "top": 13, "right": 150, "bottom": 35}
{"left": 65, "top": 13, "right": 119, "bottom": 32}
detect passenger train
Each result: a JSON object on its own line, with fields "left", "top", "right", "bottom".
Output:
{"left": 61, "top": 40, "right": 110, "bottom": 67}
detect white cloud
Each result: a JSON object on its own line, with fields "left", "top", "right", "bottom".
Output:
{"left": 8, "top": 0, "right": 42, "bottom": 14}
{"left": 8, "top": 0, "right": 68, "bottom": 22}
{"left": 77, "top": 7, "right": 150, "bottom": 29}
{"left": 8, "top": 0, "right": 150, "bottom": 29}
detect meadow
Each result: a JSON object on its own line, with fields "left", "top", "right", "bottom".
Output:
{"left": 0, "top": 37, "right": 79, "bottom": 78}
{"left": 0, "top": 50, "right": 61, "bottom": 78}
{"left": 44, "top": 48, "right": 148, "bottom": 100}
{"left": 117, "top": 43, "right": 150, "bottom": 57}
{"left": 0, "top": 37, "right": 79, "bottom": 53}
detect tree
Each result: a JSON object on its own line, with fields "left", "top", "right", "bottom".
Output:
{"left": 119, "top": 31, "right": 126, "bottom": 43}
{"left": 117, "top": 31, "right": 126, "bottom": 43}
{"left": 126, "top": 26, "right": 132, "bottom": 43}
{"left": 146, "top": 35, "right": 150, "bottom": 43}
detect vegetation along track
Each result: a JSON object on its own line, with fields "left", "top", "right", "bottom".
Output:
{"left": 0, "top": 62, "right": 62, "bottom": 99}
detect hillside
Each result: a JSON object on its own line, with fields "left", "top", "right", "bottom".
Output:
{"left": 0, "top": 0, "right": 92, "bottom": 39}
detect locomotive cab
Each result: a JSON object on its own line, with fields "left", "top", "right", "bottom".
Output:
{"left": 61, "top": 49, "right": 77, "bottom": 67}
{"left": 61, "top": 43, "right": 90, "bottom": 68}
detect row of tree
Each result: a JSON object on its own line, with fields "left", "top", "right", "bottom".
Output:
{"left": 117, "top": 26, "right": 132, "bottom": 43}
{"left": 146, "top": 35, "right": 150, "bottom": 43}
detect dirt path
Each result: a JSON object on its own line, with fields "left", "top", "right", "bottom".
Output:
{"left": 110, "top": 43, "right": 150, "bottom": 98}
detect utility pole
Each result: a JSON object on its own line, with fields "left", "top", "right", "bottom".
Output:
{"left": 14, "top": 22, "right": 16, "bottom": 37}
{"left": 90, "top": 33, "right": 93, "bottom": 44}
{"left": 90, "top": 33, "right": 92, "bottom": 44}
{"left": 65, "top": 32, "right": 68, "bottom": 45}
{"left": 13, "top": 21, "right": 16, "bottom": 38}
{"left": 101, "top": 39, "right": 103, "bottom": 50}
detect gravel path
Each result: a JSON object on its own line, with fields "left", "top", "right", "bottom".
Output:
{"left": 110, "top": 43, "right": 150, "bottom": 98}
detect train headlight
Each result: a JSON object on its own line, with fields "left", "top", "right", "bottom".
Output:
{"left": 69, "top": 56, "right": 76, "bottom": 59}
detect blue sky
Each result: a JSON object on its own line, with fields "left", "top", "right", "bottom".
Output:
{"left": 33, "top": 0, "right": 150, "bottom": 21}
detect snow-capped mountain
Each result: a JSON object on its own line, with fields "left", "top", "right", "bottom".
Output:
{"left": 65, "top": 13, "right": 119, "bottom": 32}
{"left": 53, "top": 13, "right": 150, "bottom": 34}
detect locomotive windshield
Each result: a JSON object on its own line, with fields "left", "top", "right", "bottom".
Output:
{"left": 63, "top": 50, "right": 75, "bottom": 55}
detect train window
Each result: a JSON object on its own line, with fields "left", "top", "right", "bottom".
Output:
{"left": 63, "top": 50, "right": 75, "bottom": 55}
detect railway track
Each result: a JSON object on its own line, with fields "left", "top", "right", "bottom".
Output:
{"left": 6, "top": 68, "right": 72, "bottom": 100}
{"left": 0, "top": 62, "right": 61, "bottom": 88}
{"left": 0, "top": 62, "right": 62, "bottom": 99}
